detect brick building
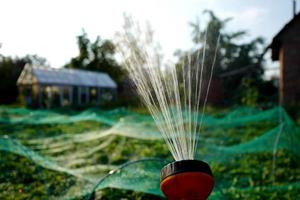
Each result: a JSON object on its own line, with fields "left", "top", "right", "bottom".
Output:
{"left": 270, "top": 13, "right": 300, "bottom": 105}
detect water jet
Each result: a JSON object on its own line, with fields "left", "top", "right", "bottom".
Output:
{"left": 117, "top": 18, "right": 219, "bottom": 199}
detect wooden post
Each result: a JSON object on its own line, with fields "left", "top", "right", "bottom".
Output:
{"left": 59, "top": 86, "right": 64, "bottom": 107}
{"left": 86, "top": 87, "right": 90, "bottom": 104}
{"left": 68, "top": 87, "right": 73, "bottom": 106}
{"left": 47, "top": 86, "right": 53, "bottom": 108}
{"left": 279, "top": 48, "right": 284, "bottom": 105}
{"left": 18, "top": 85, "right": 24, "bottom": 105}
{"left": 38, "top": 85, "right": 42, "bottom": 108}
{"left": 78, "top": 87, "right": 81, "bottom": 105}
{"left": 113, "top": 88, "right": 117, "bottom": 100}
{"left": 97, "top": 87, "right": 101, "bottom": 105}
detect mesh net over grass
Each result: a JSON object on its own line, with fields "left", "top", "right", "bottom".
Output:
{"left": 0, "top": 105, "right": 299, "bottom": 199}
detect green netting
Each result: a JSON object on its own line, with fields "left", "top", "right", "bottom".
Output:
{"left": 0, "top": 105, "right": 300, "bottom": 199}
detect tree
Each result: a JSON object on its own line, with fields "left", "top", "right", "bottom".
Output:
{"left": 177, "top": 10, "right": 276, "bottom": 106}
{"left": 64, "top": 30, "right": 126, "bottom": 84}
{"left": 23, "top": 54, "right": 49, "bottom": 67}
{"left": 0, "top": 54, "right": 47, "bottom": 104}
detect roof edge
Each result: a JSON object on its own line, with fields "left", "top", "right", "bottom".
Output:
{"left": 270, "top": 12, "right": 300, "bottom": 61}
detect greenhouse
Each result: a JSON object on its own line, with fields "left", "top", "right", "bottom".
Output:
{"left": 17, "top": 65, "right": 117, "bottom": 108}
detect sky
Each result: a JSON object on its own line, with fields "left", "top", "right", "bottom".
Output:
{"left": 0, "top": 0, "right": 299, "bottom": 73}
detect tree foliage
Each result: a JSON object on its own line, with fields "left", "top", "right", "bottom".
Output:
{"left": 64, "top": 30, "right": 126, "bottom": 84}
{"left": 177, "top": 10, "right": 277, "bottom": 106}
{"left": 0, "top": 54, "right": 48, "bottom": 104}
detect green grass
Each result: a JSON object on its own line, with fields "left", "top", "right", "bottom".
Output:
{"left": 0, "top": 152, "right": 77, "bottom": 200}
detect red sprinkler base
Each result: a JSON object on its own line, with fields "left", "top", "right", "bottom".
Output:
{"left": 160, "top": 160, "right": 214, "bottom": 200}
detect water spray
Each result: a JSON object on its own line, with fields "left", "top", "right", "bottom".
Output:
{"left": 117, "top": 17, "right": 219, "bottom": 199}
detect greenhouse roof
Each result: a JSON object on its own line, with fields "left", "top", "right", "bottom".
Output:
{"left": 17, "top": 65, "right": 117, "bottom": 88}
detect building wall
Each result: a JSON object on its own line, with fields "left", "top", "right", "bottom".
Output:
{"left": 280, "top": 21, "right": 300, "bottom": 105}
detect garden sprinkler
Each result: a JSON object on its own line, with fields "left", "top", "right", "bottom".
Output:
{"left": 118, "top": 19, "right": 220, "bottom": 200}
{"left": 160, "top": 160, "right": 214, "bottom": 200}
